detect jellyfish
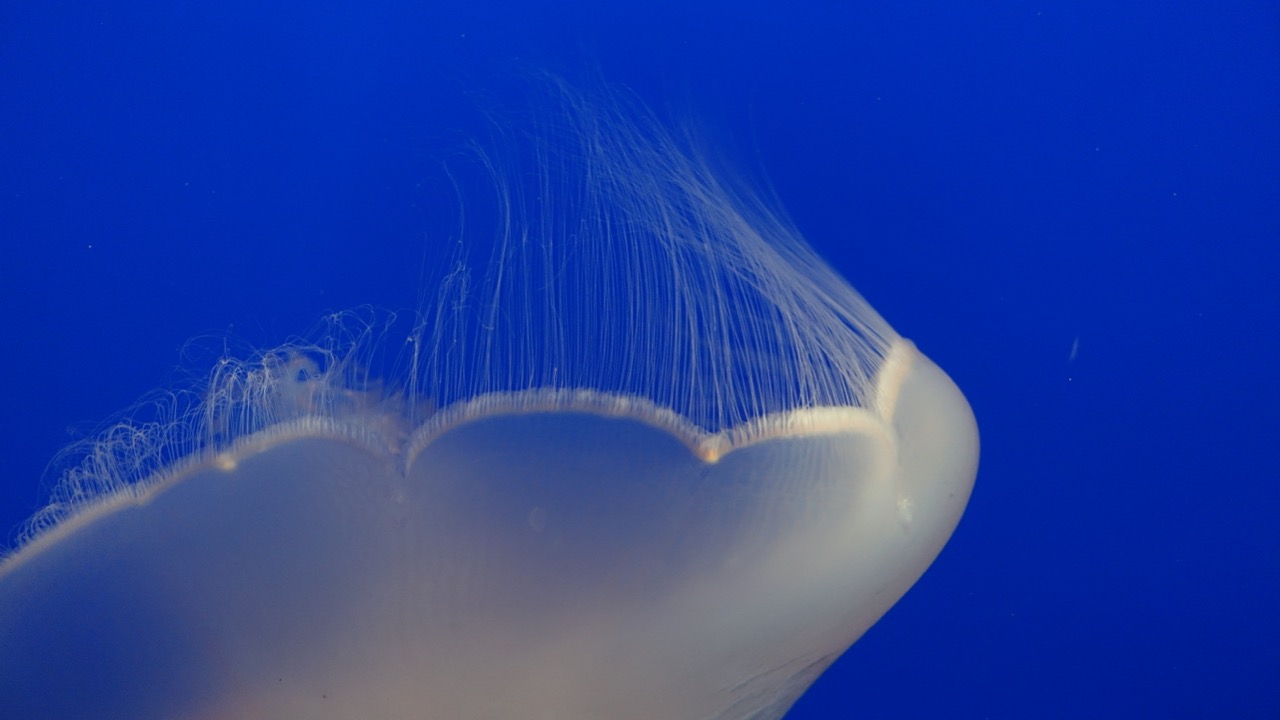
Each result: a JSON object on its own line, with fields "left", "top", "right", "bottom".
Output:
{"left": 0, "top": 87, "right": 978, "bottom": 719}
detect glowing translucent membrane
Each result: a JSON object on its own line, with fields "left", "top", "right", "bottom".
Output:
{"left": 0, "top": 341, "right": 974, "bottom": 719}
{"left": 0, "top": 87, "right": 977, "bottom": 718}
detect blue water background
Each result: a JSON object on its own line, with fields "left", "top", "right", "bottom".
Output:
{"left": 2, "top": 1, "right": 1277, "bottom": 716}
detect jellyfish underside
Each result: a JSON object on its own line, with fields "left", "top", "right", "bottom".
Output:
{"left": 0, "top": 91, "right": 978, "bottom": 720}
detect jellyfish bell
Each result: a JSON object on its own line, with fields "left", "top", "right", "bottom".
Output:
{"left": 0, "top": 88, "right": 978, "bottom": 719}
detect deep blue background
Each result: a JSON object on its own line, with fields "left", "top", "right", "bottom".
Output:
{"left": 2, "top": 1, "right": 1277, "bottom": 717}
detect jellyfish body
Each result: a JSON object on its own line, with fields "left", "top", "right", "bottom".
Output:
{"left": 0, "top": 88, "right": 977, "bottom": 719}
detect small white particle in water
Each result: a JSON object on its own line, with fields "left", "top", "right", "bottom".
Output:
{"left": 528, "top": 507, "right": 547, "bottom": 533}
